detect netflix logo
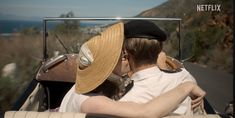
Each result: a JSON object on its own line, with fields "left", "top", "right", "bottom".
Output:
{"left": 197, "top": 4, "right": 221, "bottom": 12}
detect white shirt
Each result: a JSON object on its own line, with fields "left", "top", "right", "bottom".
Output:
{"left": 119, "top": 66, "right": 196, "bottom": 115}
{"left": 59, "top": 85, "right": 89, "bottom": 112}
{"left": 59, "top": 73, "right": 124, "bottom": 112}
{"left": 59, "top": 67, "right": 196, "bottom": 114}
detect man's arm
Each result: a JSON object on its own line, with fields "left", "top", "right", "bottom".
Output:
{"left": 81, "top": 82, "right": 205, "bottom": 118}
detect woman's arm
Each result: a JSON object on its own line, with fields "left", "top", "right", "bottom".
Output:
{"left": 81, "top": 82, "right": 205, "bottom": 118}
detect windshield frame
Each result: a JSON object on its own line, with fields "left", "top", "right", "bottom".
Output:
{"left": 42, "top": 17, "right": 182, "bottom": 61}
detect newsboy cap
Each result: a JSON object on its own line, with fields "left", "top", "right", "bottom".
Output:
{"left": 124, "top": 20, "right": 167, "bottom": 41}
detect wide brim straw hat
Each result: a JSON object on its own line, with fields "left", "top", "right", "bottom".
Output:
{"left": 75, "top": 22, "right": 124, "bottom": 94}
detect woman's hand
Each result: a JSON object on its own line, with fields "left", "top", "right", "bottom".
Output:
{"left": 190, "top": 84, "right": 206, "bottom": 109}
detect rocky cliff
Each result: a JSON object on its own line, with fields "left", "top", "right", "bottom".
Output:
{"left": 137, "top": 0, "right": 233, "bottom": 73}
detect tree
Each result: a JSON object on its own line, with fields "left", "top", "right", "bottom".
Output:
{"left": 54, "top": 11, "right": 80, "bottom": 34}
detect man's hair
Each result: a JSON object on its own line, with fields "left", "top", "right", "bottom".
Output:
{"left": 124, "top": 37, "right": 162, "bottom": 67}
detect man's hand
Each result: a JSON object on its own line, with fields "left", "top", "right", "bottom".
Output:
{"left": 157, "top": 51, "right": 167, "bottom": 69}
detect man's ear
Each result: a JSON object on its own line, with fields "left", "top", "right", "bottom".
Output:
{"left": 126, "top": 53, "right": 136, "bottom": 72}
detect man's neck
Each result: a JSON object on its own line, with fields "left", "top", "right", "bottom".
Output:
{"left": 133, "top": 64, "right": 156, "bottom": 73}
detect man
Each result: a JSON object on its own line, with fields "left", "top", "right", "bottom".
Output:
{"left": 59, "top": 22, "right": 204, "bottom": 117}
{"left": 118, "top": 20, "right": 197, "bottom": 115}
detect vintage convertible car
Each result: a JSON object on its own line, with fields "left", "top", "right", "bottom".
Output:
{"left": 4, "top": 17, "right": 225, "bottom": 118}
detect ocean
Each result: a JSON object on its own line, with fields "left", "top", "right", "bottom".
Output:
{"left": 0, "top": 20, "right": 48, "bottom": 34}
{"left": 0, "top": 20, "right": 104, "bottom": 34}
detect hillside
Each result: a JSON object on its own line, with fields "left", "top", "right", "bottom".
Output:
{"left": 137, "top": 0, "right": 233, "bottom": 73}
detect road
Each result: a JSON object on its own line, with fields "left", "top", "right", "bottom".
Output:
{"left": 183, "top": 62, "right": 233, "bottom": 113}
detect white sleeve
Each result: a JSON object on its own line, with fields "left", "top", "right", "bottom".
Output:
{"left": 59, "top": 85, "right": 90, "bottom": 112}
{"left": 71, "top": 93, "right": 90, "bottom": 112}
{"left": 181, "top": 68, "right": 197, "bottom": 84}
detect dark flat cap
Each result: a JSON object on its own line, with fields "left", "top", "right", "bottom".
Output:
{"left": 124, "top": 20, "right": 167, "bottom": 41}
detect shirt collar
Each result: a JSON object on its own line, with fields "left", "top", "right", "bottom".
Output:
{"left": 131, "top": 66, "right": 161, "bottom": 82}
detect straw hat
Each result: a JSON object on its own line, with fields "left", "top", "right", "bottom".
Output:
{"left": 75, "top": 22, "right": 124, "bottom": 94}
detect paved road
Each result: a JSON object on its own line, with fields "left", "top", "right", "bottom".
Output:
{"left": 183, "top": 62, "right": 233, "bottom": 113}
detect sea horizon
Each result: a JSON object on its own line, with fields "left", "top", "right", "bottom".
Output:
{"left": 0, "top": 19, "right": 106, "bottom": 34}
{"left": 0, "top": 20, "right": 41, "bottom": 34}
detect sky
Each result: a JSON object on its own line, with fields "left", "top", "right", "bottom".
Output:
{"left": 0, "top": 0, "right": 167, "bottom": 20}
